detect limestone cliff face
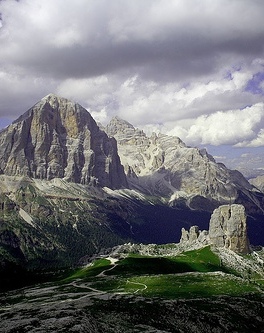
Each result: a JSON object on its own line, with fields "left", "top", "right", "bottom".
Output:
{"left": 209, "top": 204, "right": 250, "bottom": 253}
{"left": 106, "top": 117, "right": 263, "bottom": 212}
{"left": 0, "top": 94, "right": 127, "bottom": 189}
{"left": 180, "top": 204, "right": 250, "bottom": 254}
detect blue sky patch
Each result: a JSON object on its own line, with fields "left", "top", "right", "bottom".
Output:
{"left": 245, "top": 72, "right": 264, "bottom": 94}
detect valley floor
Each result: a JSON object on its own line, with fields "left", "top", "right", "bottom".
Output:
{"left": 0, "top": 278, "right": 263, "bottom": 333}
{"left": 0, "top": 245, "right": 264, "bottom": 332}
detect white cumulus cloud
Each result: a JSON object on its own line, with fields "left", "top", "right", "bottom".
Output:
{"left": 167, "top": 103, "right": 264, "bottom": 146}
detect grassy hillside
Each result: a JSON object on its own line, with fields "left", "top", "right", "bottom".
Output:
{"left": 60, "top": 246, "right": 264, "bottom": 299}
{"left": 1, "top": 245, "right": 263, "bottom": 333}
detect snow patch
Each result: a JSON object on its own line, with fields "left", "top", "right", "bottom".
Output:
{"left": 19, "top": 208, "right": 35, "bottom": 227}
{"left": 169, "top": 191, "right": 188, "bottom": 202}
{"left": 103, "top": 187, "right": 147, "bottom": 201}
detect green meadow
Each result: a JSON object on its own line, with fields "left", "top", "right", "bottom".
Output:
{"left": 59, "top": 246, "right": 264, "bottom": 299}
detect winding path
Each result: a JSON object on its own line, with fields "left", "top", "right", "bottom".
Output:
{"left": 126, "top": 279, "right": 148, "bottom": 293}
{"left": 66, "top": 257, "right": 148, "bottom": 299}
{"left": 96, "top": 257, "right": 119, "bottom": 277}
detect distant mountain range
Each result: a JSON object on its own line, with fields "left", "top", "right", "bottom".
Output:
{"left": 249, "top": 175, "right": 264, "bottom": 193}
{"left": 105, "top": 115, "right": 264, "bottom": 213}
{"left": 0, "top": 94, "right": 263, "bottom": 280}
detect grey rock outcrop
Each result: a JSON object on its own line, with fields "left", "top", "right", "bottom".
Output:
{"left": 180, "top": 225, "right": 201, "bottom": 243}
{"left": 0, "top": 94, "right": 127, "bottom": 189}
{"left": 105, "top": 117, "right": 264, "bottom": 213}
{"left": 180, "top": 204, "right": 250, "bottom": 254}
{"left": 249, "top": 175, "right": 264, "bottom": 193}
{"left": 180, "top": 227, "right": 190, "bottom": 243}
{"left": 209, "top": 204, "right": 250, "bottom": 254}
{"left": 180, "top": 226, "right": 210, "bottom": 246}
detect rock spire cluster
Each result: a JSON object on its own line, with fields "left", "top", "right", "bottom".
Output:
{"left": 180, "top": 204, "right": 250, "bottom": 254}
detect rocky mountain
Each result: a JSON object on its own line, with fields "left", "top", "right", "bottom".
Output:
{"left": 0, "top": 94, "right": 127, "bottom": 189}
{"left": 0, "top": 94, "right": 263, "bottom": 283}
{"left": 249, "top": 174, "right": 264, "bottom": 193}
{"left": 106, "top": 116, "right": 264, "bottom": 213}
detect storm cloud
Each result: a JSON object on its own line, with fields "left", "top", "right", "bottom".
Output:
{"left": 0, "top": 0, "right": 264, "bottom": 158}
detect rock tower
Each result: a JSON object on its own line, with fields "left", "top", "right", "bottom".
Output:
{"left": 180, "top": 204, "right": 250, "bottom": 254}
{"left": 209, "top": 204, "right": 250, "bottom": 254}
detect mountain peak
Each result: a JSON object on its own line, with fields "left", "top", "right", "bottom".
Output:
{"left": 105, "top": 115, "right": 264, "bottom": 214}
{"left": 111, "top": 116, "right": 135, "bottom": 128}
{"left": 42, "top": 93, "right": 61, "bottom": 100}
{"left": 13, "top": 93, "right": 82, "bottom": 125}
{"left": 106, "top": 116, "right": 135, "bottom": 137}
{"left": 41, "top": 93, "right": 75, "bottom": 106}
{"left": 40, "top": 93, "right": 81, "bottom": 113}
{"left": 0, "top": 95, "right": 127, "bottom": 188}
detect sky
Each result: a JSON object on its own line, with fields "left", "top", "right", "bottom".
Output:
{"left": 0, "top": 0, "right": 264, "bottom": 177}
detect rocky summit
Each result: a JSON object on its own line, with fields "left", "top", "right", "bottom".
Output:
{"left": 0, "top": 95, "right": 262, "bottom": 211}
{"left": 0, "top": 94, "right": 263, "bottom": 280}
{"left": 0, "top": 94, "right": 263, "bottom": 333}
{"left": 105, "top": 116, "right": 264, "bottom": 213}
{"left": 0, "top": 94, "right": 127, "bottom": 189}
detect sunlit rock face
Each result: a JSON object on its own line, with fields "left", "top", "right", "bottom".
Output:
{"left": 249, "top": 175, "right": 264, "bottom": 193}
{"left": 180, "top": 225, "right": 210, "bottom": 248}
{"left": 209, "top": 204, "right": 250, "bottom": 254}
{"left": 0, "top": 95, "right": 263, "bottom": 213}
{"left": 106, "top": 117, "right": 261, "bottom": 212}
{"left": 0, "top": 94, "right": 127, "bottom": 189}
{"left": 180, "top": 204, "right": 250, "bottom": 254}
